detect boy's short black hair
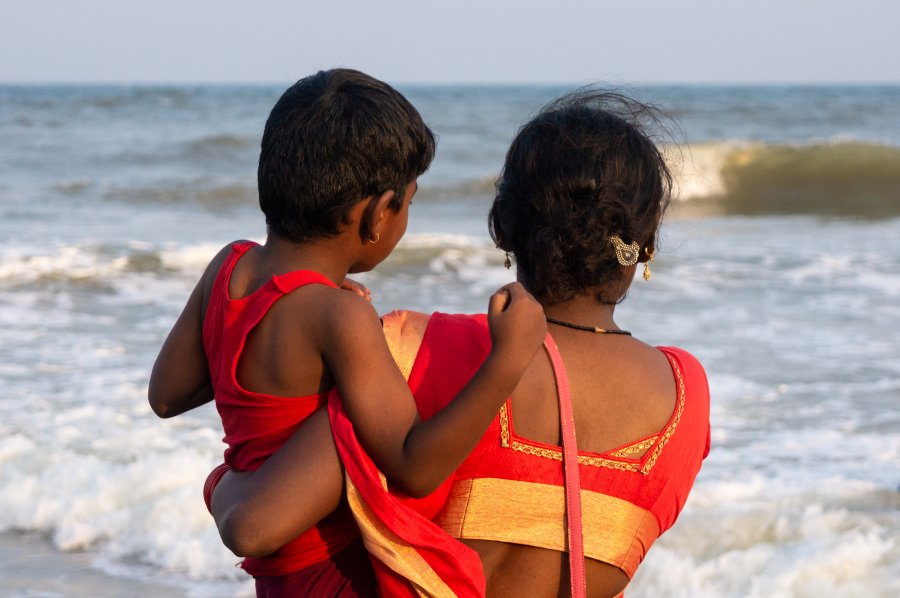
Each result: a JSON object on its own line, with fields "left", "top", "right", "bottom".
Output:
{"left": 258, "top": 69, "right": 436, "bottom": 242}
{"left": 489, "top": 90, "right": 674, "bottom": 304}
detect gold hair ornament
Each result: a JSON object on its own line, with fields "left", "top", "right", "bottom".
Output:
{"left": 609, "top": 235, "right": 640, "bottom": 266}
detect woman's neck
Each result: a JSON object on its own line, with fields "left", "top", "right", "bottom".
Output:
{"left": 541, "top": 293, "right": 619, "bottom": 331}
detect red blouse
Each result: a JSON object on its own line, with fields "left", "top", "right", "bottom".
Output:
{"left": 408, "top": 312, "right": 710, "bottom": 583}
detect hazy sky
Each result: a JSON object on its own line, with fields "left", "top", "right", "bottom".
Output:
{"left": 1, "top": 0, "right": 898, "bottom": 84}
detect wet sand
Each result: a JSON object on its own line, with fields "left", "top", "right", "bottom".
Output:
{"left": 0, "top": 531, "right": 189, "bottom": 597}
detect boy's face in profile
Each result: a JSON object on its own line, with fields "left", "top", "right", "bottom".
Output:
{"left": 380, "top": 180, "right": 418, "bottom": 253}
{"left": 351, "top": 179, "right": 418, "bottom": 274}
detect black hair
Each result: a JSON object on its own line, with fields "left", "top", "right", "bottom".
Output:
{"left": 258, "top": 68, "right": 436, "bottom": 242}
{"left": 489, "top": 90, "right": 674, "bottom": 304}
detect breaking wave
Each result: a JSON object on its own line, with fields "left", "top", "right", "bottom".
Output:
{"left": 674, "top": 141, "right": 900, "bottom": 217}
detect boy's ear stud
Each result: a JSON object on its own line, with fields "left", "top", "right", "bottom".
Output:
{"left": 369, "top": 233, "right": 380, "bottom": 244}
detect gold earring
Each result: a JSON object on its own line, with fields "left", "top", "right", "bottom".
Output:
{"left": 369, "top": 233, "right": 380, "bottom": 244}
{"left": 643, "top": 247, "right": 654, "bottom": 281}
{"left": 504, "top": 252, "right": 511, "bottom": 269}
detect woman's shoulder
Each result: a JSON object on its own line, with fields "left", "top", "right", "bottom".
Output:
{"left": 655, "top": 346, "right": 710, "bottom": 408}
{"left": 381, "top": 309, "right": 432, "bottom": 334}
{"left": 656, "top": 345, "right": 711, "bottom": 457}
{"left": 380, "top": 310, "right": 431, "bottom": 381}
{"left": 656, "top": 346, "right": 708, "bottom": 385}
{"left": 380, "top": 311, "right": 490, "bottom": 382}
{"left": 380, "top": 311, "right": 488, "bottom": 343}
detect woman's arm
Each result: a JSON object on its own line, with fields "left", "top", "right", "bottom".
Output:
{"left": 211, "top": 408, "right": 345, "bottom": 558}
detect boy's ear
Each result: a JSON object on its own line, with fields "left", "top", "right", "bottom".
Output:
{"left": 362, "top": 189, "right": 397, "bottom": 243}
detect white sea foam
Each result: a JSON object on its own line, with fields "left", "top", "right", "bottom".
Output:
{"left": 158, "top": 241, "right": 258, "bottom": 274}
{"left": 630, "top": 476, "right": 900, "bottom": 597}
{"left": 0, "top": 406, "right": 244, "bottom": 582}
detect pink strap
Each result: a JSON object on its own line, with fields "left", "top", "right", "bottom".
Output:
{"left": 544, "top": 332, "right": 586, "bottom": 598}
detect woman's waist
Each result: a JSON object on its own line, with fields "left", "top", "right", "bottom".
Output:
{"left": 465, "top": 538, "right": 630, "bottom": 598}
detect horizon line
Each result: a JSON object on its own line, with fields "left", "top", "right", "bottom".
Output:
{"left": 2, "top": 79, "right": 900, "bottom": 88}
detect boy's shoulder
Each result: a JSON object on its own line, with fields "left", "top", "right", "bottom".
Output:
{"left": 198, "top": 240, "right": 257, "bottom": 322}
{"left": 280, "top": 285, "right": 389, "bottom": 365}
{"left": 310, "top": 284, "right": 378, "bottom": 323}
{"left": 276, "top": 280, "right": 380, "bottom": 338}
{"left": 202, "top": 240, "right": 256, "bottom": 282}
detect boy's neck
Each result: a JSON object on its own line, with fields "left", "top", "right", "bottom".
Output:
{"left": 260, "top": 233, "right": 355, "bottom": 286}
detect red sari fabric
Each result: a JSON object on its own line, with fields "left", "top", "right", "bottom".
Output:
{"left": 327, "top": 312, "right": 492, "bottom": 597}
{"left": 203, "top": 241, "right": 360, "bottom": 577}
{"left": 253, "top": 539, "right": 377, "bottom": 598}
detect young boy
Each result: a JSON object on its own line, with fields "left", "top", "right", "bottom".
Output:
{"left": 148, "top": 69, "right": 546, "bottom": 595}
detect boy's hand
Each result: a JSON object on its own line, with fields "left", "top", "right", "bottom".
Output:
{"left": 341, "top": 278, "right": 372, "bottom": 302}
{"left": 486, "top": 282, "right": 546, "bottom": 372}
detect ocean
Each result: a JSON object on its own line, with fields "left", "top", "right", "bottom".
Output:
{"left": 1, "top": 84, "right": 898, "bottom": 597}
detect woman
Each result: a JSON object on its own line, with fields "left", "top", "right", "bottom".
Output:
{"left": 209, "top": 90, "right": 710, "bottom": 597}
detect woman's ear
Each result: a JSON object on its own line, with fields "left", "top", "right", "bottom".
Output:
{"left": 362, "top": 189, "right": 396, "bottom": 243}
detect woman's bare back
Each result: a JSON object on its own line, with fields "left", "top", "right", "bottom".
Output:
{"left": 467, "top": 539, "right": 631, "bottom": 598}
{"left": 471, "top": 327, "right": 677, "bottom": 597}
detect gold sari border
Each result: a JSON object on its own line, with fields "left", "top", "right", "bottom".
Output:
{"left": 610, "top": 436, "right": 658, "bottom": 458}
{"left": 498, "top": 352, "right": 686, "bottom": 475}
{"left": 438, "top": 478, "right": 659, "bottom": 579}
{"left": 345, "top": 472, "right": 456, "bottom": 598}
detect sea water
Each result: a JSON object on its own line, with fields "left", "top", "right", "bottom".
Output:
{"left": 0, "top": 84, "right": 898, "bottom": 597}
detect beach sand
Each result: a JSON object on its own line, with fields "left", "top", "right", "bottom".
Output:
{"left": 0, "top": 531, "right": 190, "bottom": 597}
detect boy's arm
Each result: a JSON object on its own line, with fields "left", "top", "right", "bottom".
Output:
{"left": 208, "top": 311, "right": 423, "bottom": 558}
{"left": 322, "top": 282, "right": 546, "bottom": 498}
{"left": 211, "top": 408, "right": 344, "bottom": 558}
{"left": 148, "top": 244, "right": 232, "bottom": 418}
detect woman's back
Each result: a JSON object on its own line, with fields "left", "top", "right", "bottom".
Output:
{"left": 467, "top": 326, "right": 680, "bottom": 597}
{"left": 454, "top": 88, "right": 713, "bottom": 596}
{"left": 511, "top": 329, "right": 676, "bottom": 458}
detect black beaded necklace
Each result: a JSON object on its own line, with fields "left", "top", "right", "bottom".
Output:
{"left": 545, "top": 316, "right": 632, "bottom": 335}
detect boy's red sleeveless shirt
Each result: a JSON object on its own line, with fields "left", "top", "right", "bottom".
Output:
{"left": 202, "top": 241, "right": 359, "bottom": 576}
